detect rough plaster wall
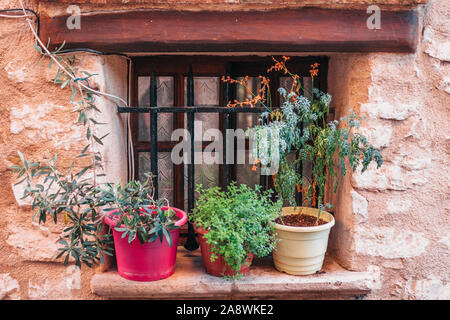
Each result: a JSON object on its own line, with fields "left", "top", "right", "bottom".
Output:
{"left": 0, "top": 0, "right": 448, "bottom": 300}
{"left": 0, "top": 0, "right": 128, "bottom": 299}
{"left": 328, "top": 0, "right": 449, "bottom": 300}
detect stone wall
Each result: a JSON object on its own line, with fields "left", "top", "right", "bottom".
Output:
{"left": 0, "top": 0, "right": 448, "bottom": 299}
{"left": 327, "top": 0, "right": 449, "bottom": 299}
{"left": 0, "top": 0, "right": 128, "bottom": 299}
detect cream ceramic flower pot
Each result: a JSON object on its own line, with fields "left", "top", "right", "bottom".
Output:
{"left": 273, "top": 206, "right": 335, "bottom": 275}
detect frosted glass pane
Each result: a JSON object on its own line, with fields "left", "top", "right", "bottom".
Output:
{"left": 193, "top": 77, "right": 220, "bottom": 105}
{"left": 236, "top": 150, "right": 259, "bottom": 189}
{"left": 184, "top": 152, "right": 219, "bottom": 210}
{"left": 138, "top": 76, "right": 174, "bottom": 141}
{"left": 138, "top": 152, "right": 174, "bottom": 205}
{"left": 303, "top": 77, "right": 313, "bottom": 99}
{"left": 184, "top": 77, "right": 219, "bottom": 207}
{"left": 184, "top": 77, "right": 220, "bottom": 137}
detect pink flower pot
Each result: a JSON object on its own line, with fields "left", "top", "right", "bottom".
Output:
{"left": 195, "top": 224, "right": 253, "bottom": 277}
{"left": 104, "top": 206, "right": 187, "bottom": 281}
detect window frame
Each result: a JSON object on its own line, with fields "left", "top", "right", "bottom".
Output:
{"left": 130, "top": 55, "right": 330, "bottom": 216}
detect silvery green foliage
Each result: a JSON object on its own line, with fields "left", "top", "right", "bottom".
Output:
{"left": 249, "top": 122, "right": 285, "bottom": 168}
{"left": 247, "top": 85, "right": 383, "bottom": 209}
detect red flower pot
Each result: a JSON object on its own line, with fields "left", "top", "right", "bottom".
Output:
{"left": 104, "top": 206, "right": 187, "bottom": 281}
{"left": 195, "top": 224, "right": 253, "bottom": 277}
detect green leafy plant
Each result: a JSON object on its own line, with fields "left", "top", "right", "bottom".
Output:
{"left": 98, "top": 175, "right": 180, "bottom": 246}
{"left": 225, "top": 57, "right": 383, "bottom": 222}
{"left": 190, "top": 183, "right": 282, "bottom": 279}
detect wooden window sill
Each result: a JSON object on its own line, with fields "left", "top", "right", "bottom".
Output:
{"left": 91, "top": 247, "right": 379, "bottom": 299}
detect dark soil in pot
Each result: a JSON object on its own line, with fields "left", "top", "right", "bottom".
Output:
{"left": 275, "top": 214, "right": 328, "bottom": 227}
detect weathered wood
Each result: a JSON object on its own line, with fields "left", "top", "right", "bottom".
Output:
{"left": 40, "top": 8, "right": 418, "bottom": 53}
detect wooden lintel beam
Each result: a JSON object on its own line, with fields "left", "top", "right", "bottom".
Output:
{"left": 40, "top": 8, "right": 418, "bottom": 53}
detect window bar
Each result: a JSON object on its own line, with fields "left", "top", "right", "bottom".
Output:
{"left": 259, "top": 78, "right": 268, "bottom": 191}
{"left": 119, "top": 106, "right": 265, "bottom": 113}
{"left": 223, "top": 64, "right": 232, "bottom": 188}
{"left": 150, "top": 71, "right": 158, "bottom": 197}
{"left": 187, "top": 112, "right": 195, "bottom": 211}
{"left": 184, "top": 65, "right": 199, "bottom": 251}
{"left": 223, "top": 111, "right": 232, "bottom": 187}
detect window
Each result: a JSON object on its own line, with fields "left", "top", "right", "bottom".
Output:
{"left": 129, "top": 56, "right": 329, "bottom": 240}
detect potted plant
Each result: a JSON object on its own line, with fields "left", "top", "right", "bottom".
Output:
{"left": 10, "top": 43, "right": 187, "bottom": 280}
{"left": 190, "top": 183, "right": 282, "bottom": 279}
{"left": 100, "top": 175, "right": 187, "bottom": 281}
{"left": 13, "top": 151, "right": 187, "bottom": 281}
{"left": 225, "top": 57, "right": 383, "bottom": 275}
